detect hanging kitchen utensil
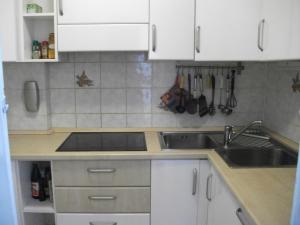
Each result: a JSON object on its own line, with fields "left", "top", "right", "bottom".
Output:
{"left": 186, "top": 72, "right": 198, "bottom": 114}
{"left": 228, "top": 70, "right": 237, "bottom": 108}
{"left": 176, "top": 73, "right": 186, "bottom": 113}
{"left": 208, "top": 74, "right": 216, "bottom": 116}
{"left": 198, "top": 73, "right": 208, "bottom": 117}
{"left": 222, "top": 70, "right": 233, "bottom": 115}
{"left": 218, "top": 70, "right": 225, "bottom": 110}
{"left": 160, "top": 70, "right": 181, "bottom": 112}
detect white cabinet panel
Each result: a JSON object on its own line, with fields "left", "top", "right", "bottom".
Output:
{"left": 0, "top": 0, "right": 17, "bottom": 61}
{"left": 58, "top": 24, "right": 148, "bottom": 52}
{"left": 151, "top": 160, "right": 199, "bottom": 225}
{"left": 149, "top": 0, "right": 195, "bottom": 60}
{"left": 261, "top": 0, "right": 300, "bottom": 60}
{"left": 207, "top": 167, "right": 249, "bottom": 225}
{"left": 195, "top": 0, "right": 262, "bottom": 61}
{"left": 57, "top": 213, "right": 150, "bottom": 225}
{"left": 57, "top": 0, "right": 149, "bottom": 24}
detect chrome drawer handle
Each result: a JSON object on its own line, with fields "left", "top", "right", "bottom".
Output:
{"left": 87, "top": 168, "right": 116, "bottom": 173}
{"left": 152, "top": 24, "right": 157, "bottom": 52}
{"left": 236, "top": 208, "right": 248, "bottom": 225}
{"left": 195, "top": 26, "right": 200, "bottom": 53}
{"left": 257, "top": 19, "right": 265, "bottom": 52}
{"left": 88, "top": 196, "right": 117, "bottom": 201}
{"left": 90, "top": 222, "right": 117, "bottom": 225}
{"left": 206, "top": 174, "right": 213, "bottom": 201}
{"left": 192, "top": 168, "right": 198, "bottom": 195}
{"left": 59, "top": 0, "right": 64, "bottom": 16}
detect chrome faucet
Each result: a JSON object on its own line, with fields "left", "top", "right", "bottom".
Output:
{"left": 224, "top": 120, "right": 262, "bottom": 148}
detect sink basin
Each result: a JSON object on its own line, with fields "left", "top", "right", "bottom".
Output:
{"left": 159, "top": 132, "right": 218, "bottom": 150}
{"left": 217, "top": 147, "right": 298, "bottom": 168}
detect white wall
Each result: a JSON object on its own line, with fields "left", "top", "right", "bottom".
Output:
{"left": 2, "top": 52, "right": 299, "bottom": 142}
{"left": 264, "top": 61, "right": 300, "bottom": 142}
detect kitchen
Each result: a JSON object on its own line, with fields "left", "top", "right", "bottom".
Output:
{"left": 0, "top": 0, "right": 300, "bottom": 225}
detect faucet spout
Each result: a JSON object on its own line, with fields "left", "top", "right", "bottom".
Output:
{"left": 224, "top": 120, "right": 262, "bottom": 148}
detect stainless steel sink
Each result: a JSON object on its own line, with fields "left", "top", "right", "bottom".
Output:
{"left": 216, "top": 146, "right": 298, "bottom": 168}
{"left": 159, "top": 132, "right": 218, "bottom": 150}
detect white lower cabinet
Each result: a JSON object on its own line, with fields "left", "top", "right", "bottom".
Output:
{"left": 207, "top": 167, "right": 251, "bottom": 225}
{"left": 151, "top": 160, "right": 210, "bottom": 225}
{"left": 56, "top": 213, "right": 150, "bottom": 225}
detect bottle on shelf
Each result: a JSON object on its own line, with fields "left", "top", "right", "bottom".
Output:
{"left": 39, "top": 176, "right": 46, "bottom": 202}
{"left": 41, "top": 41, "right": 49, "bottom": 59}
{"left": 45, "top": 167, "right": 53, "bottom": 202}
{"left": 32, "top": 40, "right": 41, "bottom": 59}
{"left": 31, "top": 163, "right": 41, "bottom": 199}
{"left": 48, "top": 33, "right": 55, "bottom": 59}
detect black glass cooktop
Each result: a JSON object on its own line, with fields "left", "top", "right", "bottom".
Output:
{"left": 56, "top": 132, "right": 147, "bottom": 152}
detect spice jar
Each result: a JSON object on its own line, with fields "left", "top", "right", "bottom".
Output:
{"left": 48, "top": 33, "right": 55, "bottom": 59}
{"left": 41, "top": 41, "right": 48, "bottom": 59}
{"left": 32, "top": 40, "right": 41, "bottom": 59}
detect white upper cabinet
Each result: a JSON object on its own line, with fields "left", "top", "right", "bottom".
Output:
{"left": 149, "top": 0, "right": 195, "bottom": 60}
{"left": 0, "top": 0, "right": 17, "bottom": 61}
{"left": 195, "top": 0, "right": 262, "bottom": 61}
{"left": 57, "top": 0, "right": 149, "bottom": 52}
{"left": 57, "top": 0, "right": 149, "bottom": 24}
{"left": 261, "top": 0, "right": 300, "bottom": 60}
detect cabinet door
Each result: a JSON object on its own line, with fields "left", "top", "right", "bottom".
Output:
{"left": 207, "top": 168, "right": 243, "bottom": 225}
{"left": 58, "top": 24, "right": 148, "bottom": 52}
{"left": 0, "top": 0, "right": 17, "bottom": 61}
{"left": 261, "top": 0, "right": 300, "bottom": 60}
{"left": 195, "top": 0, "right": 262, "bottom": 61}
{"left": 151, "top": 160, "right": 199, "bottom": 225}
{"left": 57, "top": 0, "right": 149, "bottom": 24}
{"left": 149, "top": 0, "right": 195, "bottom": 60}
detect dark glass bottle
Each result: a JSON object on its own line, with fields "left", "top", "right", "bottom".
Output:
{"left": 31, "top": 163, "right": 40, "bottom": 199}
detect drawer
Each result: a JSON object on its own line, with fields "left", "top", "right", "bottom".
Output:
{"left": 57, "top": 213, "right": 150, "bottom": 225}
{"left": 58, "top": 24, "right": 149, "bottom": 52}
{"left": 53, "top": 160, "right": 150, "bottom": 187}
{"left": 55, "top": 187, "right": 150, "bottom": 213}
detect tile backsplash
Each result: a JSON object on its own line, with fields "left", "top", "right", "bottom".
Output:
{"left": 3, "top": 52, "right": 300, "bottom": 142}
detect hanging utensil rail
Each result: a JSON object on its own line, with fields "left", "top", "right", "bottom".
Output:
{"left": 175, "top": 63, "right": 245, "bottom": 75}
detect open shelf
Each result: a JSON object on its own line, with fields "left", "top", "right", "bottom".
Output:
{"left": 23, "top": 198, "right": 55, "bottom": 214}
{"left": 20, "top": 0, "right": 58, "bottom": 62}
{"left": 24, "top": 212, "right": 55, "bottom": 225}
{"left": 23, "top": 0, "right": 54, "bottom": 13}
{"left": 23, "top": 59, "right": 58, "bottom": 62}
{"left": 23, "top": 13, "right": 55, "bottom": 19}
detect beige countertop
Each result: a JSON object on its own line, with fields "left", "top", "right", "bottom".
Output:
{"left": 9, "top": 128, "right": 298, "bottom": 225}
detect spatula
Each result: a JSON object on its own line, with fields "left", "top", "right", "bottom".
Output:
{"left": 186, "top": 73, "right": 198, "bottom": 114}
{"left": 198, "top": 74, "right": 208, "bottom": 117}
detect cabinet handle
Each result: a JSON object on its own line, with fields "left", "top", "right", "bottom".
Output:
{"left": 90, "top": 222, "right": 117, "bottom": 225}
{"left": 195, "top": 26, "right": 200, "bottom": 53}
{"left": 152, "top": 24, "right": 157, "bottom": 52}
{"left": 257, "top": 19, "right": 265, "bottom": 52}
{"left": 236, "top": 208, "right": 248, "bottom": 225}
{"left": 206, "top": 174, "right": 212, "bottom": 201}
{"left": 59, "top": 0, "right": 64, "bottom": 16}
{"left": 88, "top": 196, "right": 117, "bottom": 201}
{"left": 192, "top": 168, "right": 198, "bottom": 195}
{"left": 87, "top": 168, "right": 116, "bottom": 173}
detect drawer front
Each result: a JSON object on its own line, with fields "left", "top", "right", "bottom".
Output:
{"left": 55, "top": 187, "right": 150, "bottom": 213}
{"left": 58, "top": 24, "right": 148, "bottom": 52}
{"left": 57, "top": 213, "right": 150, "bottom": 225}
{"left": 53, "top": 160, "right": 150, "bottom": 187}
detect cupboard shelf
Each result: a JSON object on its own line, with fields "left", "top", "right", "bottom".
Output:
{"left": 23, "top": 199, "right": 55, "bottom": 214}
{"left": 23, "top": 13, "right": 55, "bottom": 19}
{"left": 22, "top": 59, "right": 58, "bottom": 62}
